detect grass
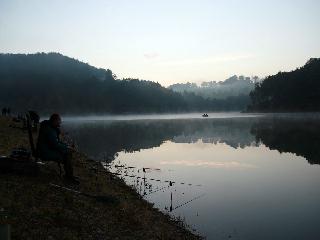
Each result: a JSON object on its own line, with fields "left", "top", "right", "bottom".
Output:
{"left": 0, "top": 116, "right": 202, "bottom": 240}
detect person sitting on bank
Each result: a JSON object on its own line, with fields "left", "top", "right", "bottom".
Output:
{"left": 37, "top": 113, "right": 79, "bottom": 184}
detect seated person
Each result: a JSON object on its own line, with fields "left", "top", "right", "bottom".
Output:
{"left": 37, "top": 113, "right": 79, "bottom": 184}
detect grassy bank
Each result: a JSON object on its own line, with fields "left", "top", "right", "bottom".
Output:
{"left": 0, "top": 116, "right": 201, "bottom": 240}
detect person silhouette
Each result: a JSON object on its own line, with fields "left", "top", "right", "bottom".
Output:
{"left": 36, "top": 113, "right": 79, "bottom": 184}
{"left": 2, "top": 108, "right": 7, "bottom": 116}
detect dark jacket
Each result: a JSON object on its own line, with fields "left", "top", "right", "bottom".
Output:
{"left": 36, "top": 120, "right": 68, "bottom": 161}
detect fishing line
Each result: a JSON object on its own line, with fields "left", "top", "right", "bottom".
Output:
{"left": 171, "top": 193, "right": 206, "bottom": 212}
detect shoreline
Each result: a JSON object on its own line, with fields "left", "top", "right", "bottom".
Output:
{"left": 0, "top": 116, "right": 201, "bottom": 239}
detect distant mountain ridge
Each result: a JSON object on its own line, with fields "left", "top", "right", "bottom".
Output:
{"left": 0, "top": 53, "right": 247, "bottom": 114}
{"left": 168, "top": 75, "right": 260, "bottom": 100}
{"left": 2, "top": 53, "right": 316, "bottom": 114}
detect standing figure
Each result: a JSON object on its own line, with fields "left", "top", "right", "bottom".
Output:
{"left": 28, "top": 110, "right": 40, "bottom": 130}
{"left": 1, "top": 108, "right": 7, "bottom": 116}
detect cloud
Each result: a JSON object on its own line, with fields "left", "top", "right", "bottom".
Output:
{"left": 144, "top": 52, "right": 159, "bottom": 59}
{"left": 158, "top": 53, "right": 254, "bottom": 66}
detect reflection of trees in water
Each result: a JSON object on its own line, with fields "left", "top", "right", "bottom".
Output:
{"left": 66, "top": 120, "right": 184, "bottom": 161}
{"left": 172, "top": 119, "right": 256, "bottom": 148}
{"left": 65, "top": 119, "right": 257, "bottom": 161}
{"left": 251, "top": 118, "right": 320, "bottom": 165}
{"left": 65, "top": 117, "right": 320, "bottom": 165}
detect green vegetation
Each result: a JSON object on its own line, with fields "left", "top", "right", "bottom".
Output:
{"left": 248, "top": 58, "right": 320, "bottom": 112}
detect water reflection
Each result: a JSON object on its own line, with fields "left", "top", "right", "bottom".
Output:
{"left": 65, "top": 117, "right": 320, "bottom": 165}
{"left": 64, "top": 115, "right": 320, "bottom": 239}
{"left": 252, "top": 118, "right": 320, "bottom": 165}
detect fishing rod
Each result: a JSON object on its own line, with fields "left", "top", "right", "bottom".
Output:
{"left": 111, "top": 170, "right": 175, "bottom": 196}
{"left": 170, "top": 193, "right": 206, "bottom": 212}
{"left": 109, "top": 172, "right": 201, "bottom": 187}
{"left": 109, "top": 164, "right": 161, "bottom": 172}
{"left": 106, "top": 162, "right": 202, "bottom": 187}
{"left": 49, "top": 183, "right": 119, "bottom": 204}
{"left": 143, "top": 184, "right": 173, "bottom": 196}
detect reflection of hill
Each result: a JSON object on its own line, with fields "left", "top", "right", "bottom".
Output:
{"left": 65, "top": 116, "right": 320, "bottom": 165}
{"left": 251, "top": 118, "right": 320, "bottom": 164}
{"left": 65, "top": 119, "right": 257, "bottom": 161}
{"left": 171, "top": 119, "right": 256, "bottom": 148}
{"left": 65, "top": 121, "right": 178, "bottom": 160}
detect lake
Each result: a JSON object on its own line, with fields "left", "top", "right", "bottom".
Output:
{"left": 63, "top": 112, "right": 320, "bottom": 240}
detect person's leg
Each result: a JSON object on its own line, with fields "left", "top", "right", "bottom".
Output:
{"left": 63, "top": 151, "right": 74, "bottom": 179}
{"left": 62, "top": 151, "right": 79, "bottom": 184}
{"left": 39, "top": 150, "right": 78, "bottom": 183}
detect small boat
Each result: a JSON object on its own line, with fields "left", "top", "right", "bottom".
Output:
{"left": 202, "top": 113, "right": 208, "bottom": 117}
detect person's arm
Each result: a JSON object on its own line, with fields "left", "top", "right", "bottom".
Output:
{"left": 46, "top": 128, "right": 68, "bottom": 154}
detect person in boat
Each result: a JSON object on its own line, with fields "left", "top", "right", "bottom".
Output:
{"left": 36, "top": 113, "right": 79, "bottom": 184}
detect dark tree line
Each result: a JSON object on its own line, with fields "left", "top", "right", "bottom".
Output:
{"left": 248, "top": 58, "right": 320, "bottom": 112}
{"left": 0, "top": 53, "right": 249, "bottom": 114}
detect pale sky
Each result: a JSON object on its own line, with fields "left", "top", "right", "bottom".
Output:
{"left": 1, "top": 0, "right": 319, "bottom": 86}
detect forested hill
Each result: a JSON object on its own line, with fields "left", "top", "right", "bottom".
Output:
{"left": 0, "top": 53, "right": 244, "bottom": 114}
{"left": 248, "top": 58, "right": 320, "bottom": 112}
{"left": 168, "top": 75, "right": 260, "bottom": 111}
{"left": 168, "top": 75, "right": 258, "bottom": 99}
{"left": 0, "top": 53, "right": 115, "bottom": 83}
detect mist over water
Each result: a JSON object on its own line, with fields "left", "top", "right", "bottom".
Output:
{"left": 62, "top": 112, "right": 263, "bottom": 122}
{"left": 64, "top": 113, "right": 320, "bottom": 239}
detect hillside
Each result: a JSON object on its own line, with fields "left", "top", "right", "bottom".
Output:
{"left": 0, "top": 53, "right": 263, "bottom": 114}
{"left": 248, "top": 58, "right": 320, "bottom": 112}
{"left": 0, "top": 53, "right": 220, "bottom": 114}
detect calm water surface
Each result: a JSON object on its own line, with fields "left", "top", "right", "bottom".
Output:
{"left": 64, "top": 113, "right": 320, "bottom": 240}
